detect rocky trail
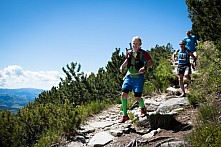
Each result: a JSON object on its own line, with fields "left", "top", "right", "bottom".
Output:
{"left": 64, "top": 85, "right": 197, "bottom": 147}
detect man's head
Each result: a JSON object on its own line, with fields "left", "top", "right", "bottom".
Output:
{"left": 132, "top": 36, "right": 142, "bottom": 52}
{"left": 186, "top": 30, "right": 191, "bottom": 37}
{"left": 179, "top": 40, "right": 186, "bottom": 49}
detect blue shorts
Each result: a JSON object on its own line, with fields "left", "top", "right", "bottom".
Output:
{"left": 122, "top": 75, "right": 144, "bottom": 93}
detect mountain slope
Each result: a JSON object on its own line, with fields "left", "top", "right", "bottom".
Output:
{"left": 0, "top": 88, "right": 45, "bottom": 113}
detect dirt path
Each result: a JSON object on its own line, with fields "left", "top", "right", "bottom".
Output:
{"left": 67, "top": 91, "right": 197, "bottom": 147}
{"left": 97, "top": 103, "right": 196, "bottom": 147}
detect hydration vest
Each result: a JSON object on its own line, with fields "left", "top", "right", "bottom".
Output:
{"left": 127, "top": 51, "right": 144, "bottom": 70}
{"left": 177, "top": 48, "right": 190, "bottom": 65}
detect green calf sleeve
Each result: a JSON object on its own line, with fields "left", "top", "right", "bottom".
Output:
{"left": 121, "top": 98, "right": 127, "bottom": 116}
{"left": 138, "top": 98, "right": 145, "bottom": 108}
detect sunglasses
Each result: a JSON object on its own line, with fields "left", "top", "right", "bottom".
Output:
{"left": 179, "top": 44, "right": 185, "bottom": 45}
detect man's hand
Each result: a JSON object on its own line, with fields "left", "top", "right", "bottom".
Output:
{"left": 139, "top": 67, "right": 145, "bottom": 74}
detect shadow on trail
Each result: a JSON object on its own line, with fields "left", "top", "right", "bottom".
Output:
{"left": 148, "top": 113, "right": 192, "bottom": 132}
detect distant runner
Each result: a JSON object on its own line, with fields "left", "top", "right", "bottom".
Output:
{"left": 184, "top": 30, "right": 198, "bottom": 70}
{"left": 172, "top": 40, "right": 196, "bottom": 97}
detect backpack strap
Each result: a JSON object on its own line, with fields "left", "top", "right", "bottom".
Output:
{"left": 134, "top": 51, "right": 144, "bottom": 70}
{"left": 127, "top": 51, "right": 144, "bottom": 70}
{"left": 127, "top": 51, "right": 133, "bottom": 68}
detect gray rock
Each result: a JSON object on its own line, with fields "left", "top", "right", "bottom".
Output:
{"left": 109, "top": 129, "right": 123, "bottom": 137}
{"left": 88, "top": 131, "right": 114, "bottom": 146}
{"left": 156, "top": 98, "right": 189, "bottom": 113}
{"left": 88, "top": 121, "right": 114, "bottom": 129}
{"left": 160, "top": 140, "right": 185, "bottom": 147}
{"left": 139, "top": 116, "right": 150, "bottom": 127}
{"left": 99, "top": 116, "right": 106, "bottom": 120}
{"left": 144, "top": 99, "right": 162, "bottom": 106}
{"left": 166, "top": 87, "right": 180, "bottom": 95}
{"left": 142, "top": 128, "right": 160, "bottom": 139}
{"left": 74, "top": 135, "right": 86, "bottom": 143}
{"left": 78, "top": 126, "right": 95, "bottom": 134}
{"left": 67, "top": 141, "right": 83, "bottom": 147}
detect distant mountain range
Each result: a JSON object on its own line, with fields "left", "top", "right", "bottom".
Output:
{"left": 0, "top": 88, "right": 45, "bottom": 113}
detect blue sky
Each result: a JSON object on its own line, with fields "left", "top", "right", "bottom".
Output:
{"left": 0, "top": 0, "right": 191, "bottom": 89}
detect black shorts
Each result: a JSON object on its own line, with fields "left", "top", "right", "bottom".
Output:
{"left": 177, "top": 64, "right": 191, "bottom": 75}
{"left": 122, "top": 89, "right": 142, "bottom": 97}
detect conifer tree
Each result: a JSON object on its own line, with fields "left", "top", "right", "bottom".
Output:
{"left": 186, "top": 0, "right": 221, "bottom": 41}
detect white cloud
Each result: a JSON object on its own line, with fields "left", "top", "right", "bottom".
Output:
{"left": 4, "top": 65, "right": 24, "bottom": 76}
{"left": 0, "top": 65, "right": 64, "bottom": 90}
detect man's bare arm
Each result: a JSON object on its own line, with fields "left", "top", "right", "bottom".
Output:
{"left": 120, "top": 59, "right": 128, "bottom": 73}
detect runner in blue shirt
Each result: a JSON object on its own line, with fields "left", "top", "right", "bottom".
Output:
{"left": 184, "top": 30, "right": 198, "bottom": 70}
{"left": 172, "top": 40, "right": 196, "bottom": 97}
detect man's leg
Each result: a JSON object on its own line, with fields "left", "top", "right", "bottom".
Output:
{"left": 135, "top": 96, "right": 147, "bottom": 117}
{"left": 178, "top": 74, "right": 185, "bottom": 97}
{"left": 178, "top": 65, "right": 187, "bottom": 97}
{"left": 185, "top": 71, "right": 191, "bottom": 81}
{"left": 119, "top": 91, "right": 130, "bottom": 123}
{"left": 134, "top": 77, "right": 147, "bottom": 117}
{"left": 121, "top": 92, "right": 128, "bottom": 116}
{"left": 185, "top": 65, "right": 192, "bottom": 83}
{"left": 193, "top": 51, "right": 197, "bottom": 68}
{"left": 119, "top": 76, "right": 132, "bottom": 123}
